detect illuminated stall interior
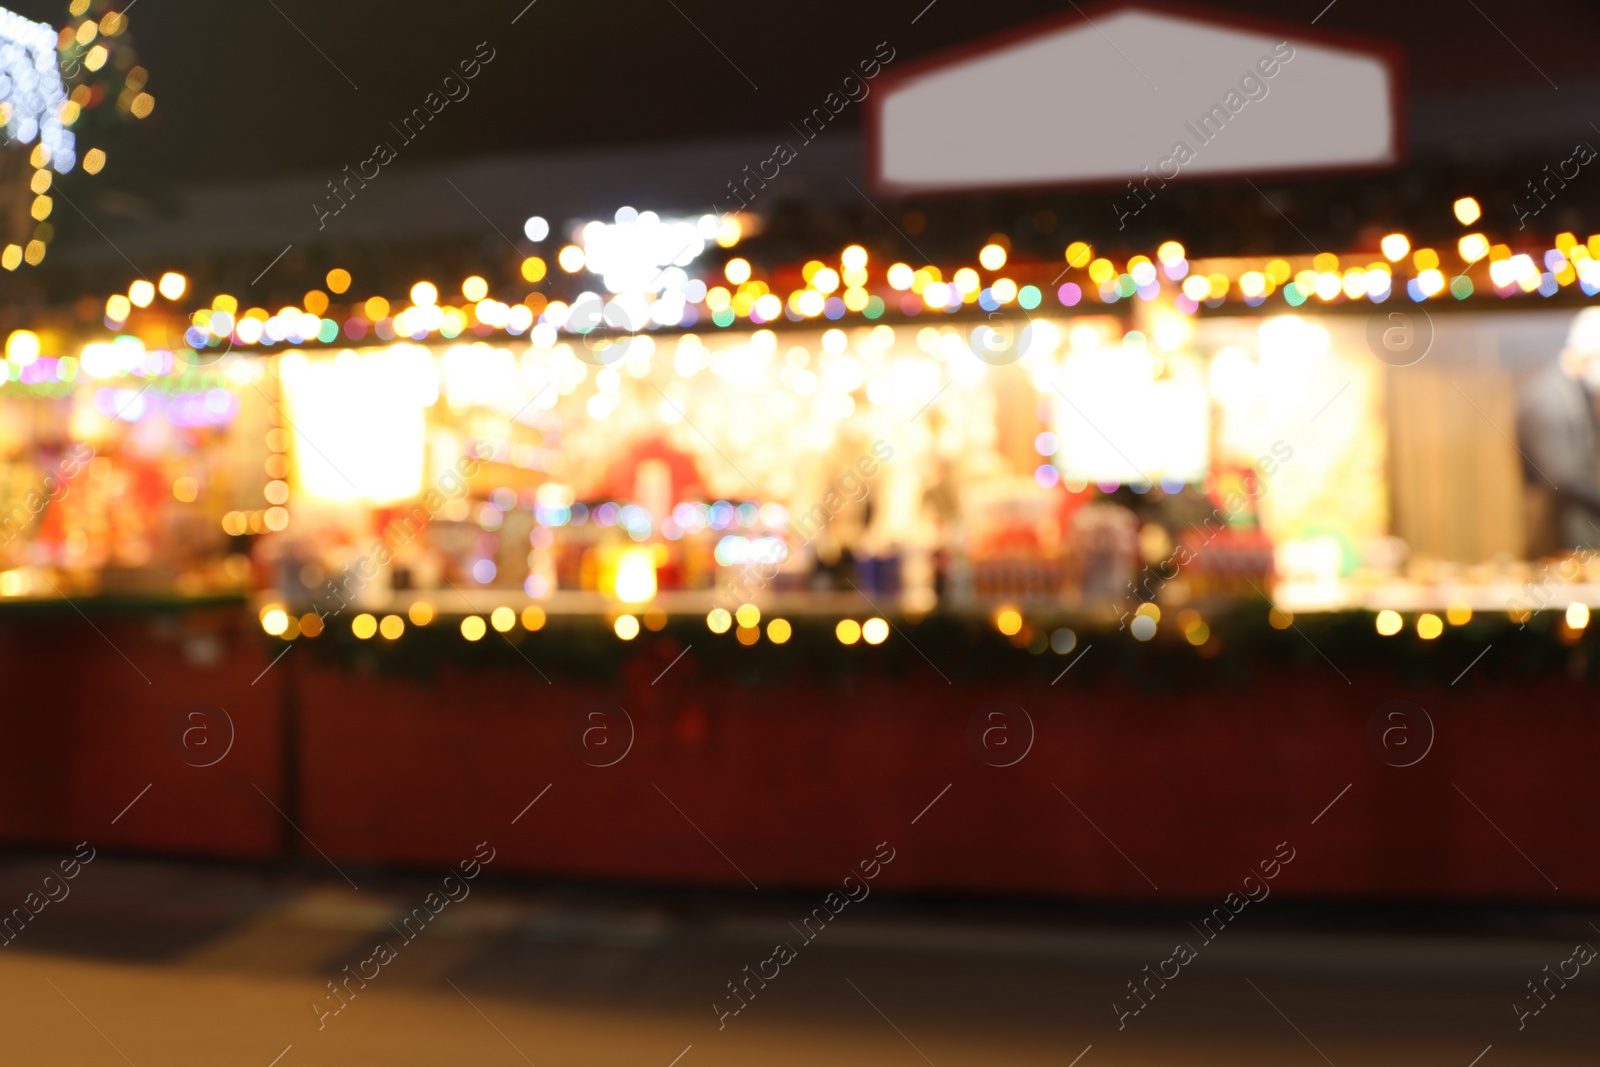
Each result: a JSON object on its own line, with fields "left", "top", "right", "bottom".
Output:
{"left": 3, "top": 199, "right": 1600, "bottom": 645}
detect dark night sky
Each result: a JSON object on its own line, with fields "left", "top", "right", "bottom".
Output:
{"left": 9, "top": 0, "right": 1597, "bottom": 191}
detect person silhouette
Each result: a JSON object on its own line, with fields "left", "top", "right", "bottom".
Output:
{"left": 1517, "top": 307, "right": 1600, "bottom": 557}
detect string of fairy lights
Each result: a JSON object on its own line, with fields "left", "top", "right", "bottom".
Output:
{"left": 0, "top": 0, "right": 151, "bottom": 271}
{"left": 40, "top": 196, "right": 1600, "bottom": 368}
{"left": 255, "top": 595, "right": 906, "bottom": 650}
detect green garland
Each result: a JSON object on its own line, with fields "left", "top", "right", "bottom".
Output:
{"left": 280, "top": 608, "right": 1596, "bottom": 689}
{"left": 0, "top": 593, "right": 1582, "bottom": 688}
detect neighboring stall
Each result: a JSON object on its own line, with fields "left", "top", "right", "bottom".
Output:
{"left": 0, "top": 334, "right": 267, "bottom": 599}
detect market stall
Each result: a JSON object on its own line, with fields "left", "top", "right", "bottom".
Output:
{"left": 3, "top": 204, "right": 1600, "bottom": 897}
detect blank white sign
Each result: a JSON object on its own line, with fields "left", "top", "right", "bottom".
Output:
{"left": 872, "top": 4, "right": 1397, "bottom": 193}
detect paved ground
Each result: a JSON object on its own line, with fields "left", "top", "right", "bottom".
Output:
{"left": 1, "top": 853, "right": 1596, "bottom": 1066}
